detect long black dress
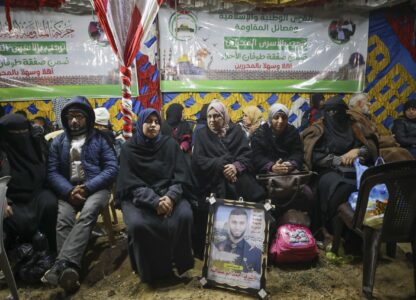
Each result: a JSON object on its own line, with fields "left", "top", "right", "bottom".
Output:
{"left": 116, "top": 109, "right": 194, "bottom": 283}
{"left": 311, "top": 97, "right": 365, "bottom": 228}
{"left": 392, "top": 116, "right": 416, "bottom": 158}
{"left": 251, "top": 122, "right": 314, "bottom": 220}
{"left": 0, "top": 114, "right": 57, "bottom": 251}
{"left": 191, "top": 123, "right": 265, "bottom": 258}
{"left": 192, "top": 124, "right": 265, "bottom": 201}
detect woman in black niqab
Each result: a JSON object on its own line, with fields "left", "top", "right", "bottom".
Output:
{"left": 161, "top": 103, "right": 193, "bottom": 153}
{"left": 311, "top": 96, "right": 368, "bottom": 235}
{"left": 0, "top": 114, "right": 57, "bottom": 251}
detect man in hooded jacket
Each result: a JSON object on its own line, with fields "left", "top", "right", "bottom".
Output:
{"left": 42, "top": 96, "right": 118, "bottom": 291}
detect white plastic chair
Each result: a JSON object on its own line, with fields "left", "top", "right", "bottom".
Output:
{"left": 0, "top": 176, "right": 19, "bottom": 300}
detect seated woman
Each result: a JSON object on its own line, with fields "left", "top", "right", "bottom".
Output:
{"left": 239, "top": 105, "right": 263, "bottom": 141}
{"left": 116, "top": 108, "right": 194, "bottom": 284}
{"left": 393, "top": 99, "right": 416, "bottom": 158}
{"left": 302, "top": 96, "right": 377, "bottom": 237}
{"left": 0, "top": 114, "right": 57, "bottom": 252}
{"left": 192, "top": 100, "right": 265, "bottom": 257}
{"left": 161, "top": 103, "right": 193, "bottom": 154}
{"left": 192, "top": 100, "right": 265, "bottom": 202}
{"left": 251, "top": 103, "right": 313, "bottom": 219}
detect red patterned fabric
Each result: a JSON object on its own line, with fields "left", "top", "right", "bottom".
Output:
{"left": 136, "top": 54, "right": 161, "bottom": 112}
{"left": 386, "top": 9, "right": 416, "bottom": 61}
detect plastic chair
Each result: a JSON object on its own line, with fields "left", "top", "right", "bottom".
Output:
{"left": 0, "top": 176, "right": 19, "bottom": 300}
{"left": 331, "top": 160, "right": 416, "bottom": 299}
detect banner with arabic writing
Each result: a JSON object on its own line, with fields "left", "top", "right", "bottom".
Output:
{"left": 159, "top": 8, "right": 369, "bottom": 93}
{"left": 0, "top": 8, "right": 138, "bottom": 100}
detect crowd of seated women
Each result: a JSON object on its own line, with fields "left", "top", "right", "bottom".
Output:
{"left": 0, "top": 93, "right": 415, "bottom": 289}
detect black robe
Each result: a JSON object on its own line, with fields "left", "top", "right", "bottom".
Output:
{"left": 0, "top": 115, "right": 46, "bottom": 202}
{"left": 312, "top": 98, "right": 363, "bottom": 227}
{"left": 116, "top": 134, "right": 194, "bottom": 283}
{"left": 161, "top": 121, "right": 192, "bottom": 145}
{"left": 251, "top": 123, "right": 304, "bottom": 173}
{"left": 191, "top": 124, "right": 265, "bottom": 258}
{"left": 192, "top": 124, "right": 265, "bottom": 201}
{"left": 0, "top": 114, "right": 57, "bottom": 250}
{"left": 392, "top": 117, "right": 416, "bottom": 158}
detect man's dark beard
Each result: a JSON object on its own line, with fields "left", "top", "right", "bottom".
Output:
{"left": 69, "top": 125, "right": 87, "bottom": 136}
{"left": 230, "top": 230, "right": 246, "bottom": 241}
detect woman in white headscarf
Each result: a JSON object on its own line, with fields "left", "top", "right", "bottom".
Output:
{"left": 251, "top": 103, "right": 314, "bottom": 220}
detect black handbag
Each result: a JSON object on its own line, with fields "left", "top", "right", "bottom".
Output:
{"left": 256, "top": 171, "right": 313, "bottom": 207}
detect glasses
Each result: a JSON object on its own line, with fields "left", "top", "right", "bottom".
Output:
{"left": 66, "top": 114, "right": 86, "bottom": 121}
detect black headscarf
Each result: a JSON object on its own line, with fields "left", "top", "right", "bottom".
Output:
{"left": 404, "top": 99, "right": 416, "bottom": 120}
{"left": 136, "top": 108, "right": 162, "bottom": 146}
{"left": 197, "top": 104, "right": 209, "bottom": 124}
{"left": 116, "top": 109, "right": 192, "bottom": 202}
{"left": 0, "top": 114, "right": 46, "bottom": 202}
{"left": 322, "top": 95, "right": 355, "bottom": 155}
{"left": 311, "top": 93, "right": 324, "bottom": 109}
{"left": 165, "top": 103, "right": 183, "bottom": 127}
{"left": 161, "top": 103, "right": 192, "bottom": 144}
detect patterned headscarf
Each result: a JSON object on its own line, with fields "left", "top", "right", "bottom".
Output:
{"left": 243, "top": 106, "right": 263, "bottom": 126}
{"left": 268, "top": 103, "right": 289, "bottom": 125}
{"left": 52, "top": 96, "right": 70, "bottom": 129}
{"left": 207, "top": 100, "right": 230, "bottom": 137}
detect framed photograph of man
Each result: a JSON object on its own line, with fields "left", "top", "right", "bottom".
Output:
{"left": 200, "top": 197, "right": 272, "bottom": 298}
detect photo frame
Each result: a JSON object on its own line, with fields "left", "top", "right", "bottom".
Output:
{"left": 200, "top": 196, "right": 273, "bottom": 299}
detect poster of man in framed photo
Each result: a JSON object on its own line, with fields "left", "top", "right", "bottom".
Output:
{"left": 201, "top": 198, "right": 271, "bottom": 297}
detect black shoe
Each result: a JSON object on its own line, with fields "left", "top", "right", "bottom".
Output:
{"left": 41, "top": 260, "right": 68, "bottom": 285}
{"left": 59, "top": 267, "right": 80, "bottom": 292}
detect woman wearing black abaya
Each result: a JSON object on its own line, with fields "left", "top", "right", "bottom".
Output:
{"left": 116, "top": 108, "right": 194, "bottom": 284}
{"left": 161, "top": 103, "right": 193, "bottom": 154}
{"left": 191, "top": 100, "right": 265, "bottom": 257}
{"left": 0, "top": 114, "right": 57, "bottom": 251}
{"left": 251, "top": 103, "right": 314, "bottom": 220}
{"left": 303, "top": 96, "right": 377, "bottom": 234}
{"left": 192, "top": 100, "right": 265, "bottom": 201}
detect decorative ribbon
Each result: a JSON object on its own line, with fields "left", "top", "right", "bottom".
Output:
{"left": 120, "top": 65, "right": 133, "bottom": 138}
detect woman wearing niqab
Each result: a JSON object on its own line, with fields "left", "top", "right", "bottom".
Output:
{"left": 116, "top": 108, "right": 194, "bottom": 283}
{"left": 161, "top": 103, "right": 193, "bottom": 154}
{"left": 302, "top": 96, "right": 376, "bottom": 233}
{"left": 0, "top": 114, "right": 57, "bottom": 251}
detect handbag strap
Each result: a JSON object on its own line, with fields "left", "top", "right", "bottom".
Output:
{"left": 256, "top": 170, "right": 312, "bottom": 180}
{"left": 375, "top": 156, "right": 385, "bottom": 166}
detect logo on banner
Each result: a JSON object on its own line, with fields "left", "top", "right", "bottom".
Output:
{"left": 169, "top": 11, "right": 197, "bottom": 41}
{"left": 328, "top": 19, "right": 356, "bottom": 44}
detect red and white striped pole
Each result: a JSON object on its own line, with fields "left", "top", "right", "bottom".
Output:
{"left": 120, "top": 65, "right": 133, "bottom": 139}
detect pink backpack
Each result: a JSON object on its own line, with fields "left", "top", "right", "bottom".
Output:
{"left": 270, "top": 224, "right": 318, "bottom": 263}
